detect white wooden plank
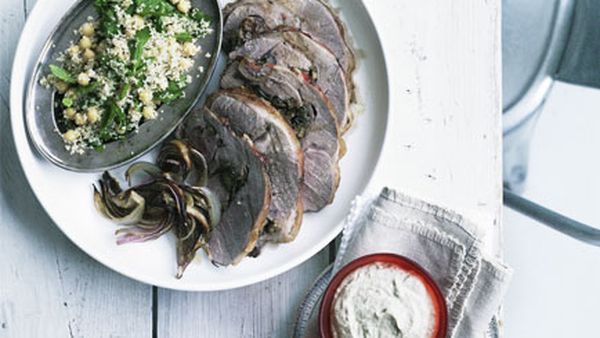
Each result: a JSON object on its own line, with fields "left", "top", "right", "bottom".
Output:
{"left": 0, "top": 1, "right": 153, "bottom": 337}
{"left": 157, "top": 249, "right": 330, "bottom": 338}
{"left": 362, "top": 0, "right": 502, "bottom": 255}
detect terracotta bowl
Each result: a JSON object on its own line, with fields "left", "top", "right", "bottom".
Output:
{"left": 318, "top": 253, "right": 448, "bottom": 338}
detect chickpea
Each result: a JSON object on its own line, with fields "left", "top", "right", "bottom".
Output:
{"left": 138, "top": 90, "right": 153, "bottom": 105}
{"left": 54, "top": 81, "right": 69, "bottom": 94}
{"left": 86, "top": 107, "right": 100, "bottom": 123}
{"left": 64, "top": 108, "right": 76, "bottom": 119}
{"left": 67, "top": 45, "right": 80, "bottom": 56}
{"left": 132, "top": 15, "right": 145, "bottom": 29}
{"left": 80, "top": 22, "right": 95, "bottom": 37}
{"left": 79, "top": 36, "right": 92, "bottom": 49}
{"left": 77, "top": 72, "right": 90, "bottom": 86}
{"left": 178, "top": 58, "right": 193, "bottom": 71}
{"left": 142, "top": 106, "right": 157, "bottom": 120}
{"left": 83, "top": 48, "right": 95, "bottom": 61}
{"left": 63, "top": 129, "right": 80, "bottom": 143}
{"left": 182, "top": 42, "right": 198, "bottom": 57}
{"left": 129, "top": 109, "right": 142, "bottom": 123}
{"left": 74, "top": 113, "right": 87, "bottom": 126}
{"left": 177, "top": 0, "right": 191, "bottom": 13}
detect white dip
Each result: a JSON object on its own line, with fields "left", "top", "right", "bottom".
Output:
{"left": 331, "top": 263, "right": 436, "bottom": 338}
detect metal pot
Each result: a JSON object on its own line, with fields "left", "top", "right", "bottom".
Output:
{"left": 503, "top": 0, "right": 600, "bottom": 245}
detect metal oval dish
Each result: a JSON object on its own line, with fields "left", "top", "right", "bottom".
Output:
{"left": 25, "top": 0, "right": 222, "bottom": 172}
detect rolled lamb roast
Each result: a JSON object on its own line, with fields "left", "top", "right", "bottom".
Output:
{"left": 223, "top": 0, "right": 356, "bottom": 76}
{"left": 179, "top": 108, "right": 271, "bottom": 266}
{"left": 229, "top": 30, "right": 353, "bottom": 131}
{"left": 221, "top": 59, "right": 343, "bottom": 212}
{"left": 207, "top": 89, "right": 305, "bottom": 243}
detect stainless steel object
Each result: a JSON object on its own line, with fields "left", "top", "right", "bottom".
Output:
{"left": 503, "top": 0, "right": 600, "bottom": 244}
{"left": 504, "top": 190, "right": 600, "bottom": 246}
{"left": 25, "top": 0, "right": 222, "bottom": 172}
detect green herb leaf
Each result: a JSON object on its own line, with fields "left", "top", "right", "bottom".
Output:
{"left": 101, "top": 9, "right": 119, "bottom": 37}
{"left": 76, "top": 81, "right": 99, "bottom": 96}
{"left": 125, "top": 3, "right": 136, "bottom": 15}
{"left": 94, "top": 0, "right": 118, "bottom": 7}
{"left": 156, "top": 77, "right": 186, "bottom": 104}
{"left": 111, "top": 100, "right": 127, "bottom": 126}
{"left": 99, "top": 100, "right": 125, "bottom": 139}
{"left": 100, "top": 104, "right": 115, "bottom": 131}
{"left": 118, "top": 83, "right": 131, "bottom": 101}
{"left": 190, "top": 8, "right": 210, "bottom": 23}
{"left": 175, "top": 32, "right": 193, "bottom": 42}
{"left": 134, "top": 0, "right": 175, "bottom": 17}
{"left": 95, "top": 0, "right": 121, "bottom": 37}
{"left": 62, "top": 96, "right": 74, "bottom": 107}
{"left": 49, "top": 64, "right": 76, "bottom": 84}
{"left": 132, "top": 27, "right": 151, "bottom": 73}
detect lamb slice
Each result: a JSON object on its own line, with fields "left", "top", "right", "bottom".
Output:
{"left": 223, "top": 0, "right": 356, "bottom": 76}
{"left": 229, "top": 30, "right": 353, "bottom": 132}
{"left": 179, "top": 108, "right": 271, "bottom": 266}
{"left": 221, "top": 59, "right": 341, "bottom": 212}
{"left": 207, "top": 89, "right": 304, "bottom": 243}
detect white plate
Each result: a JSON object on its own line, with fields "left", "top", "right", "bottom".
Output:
{"left": 10, "top": 0, "right": 389, "bottom": 291}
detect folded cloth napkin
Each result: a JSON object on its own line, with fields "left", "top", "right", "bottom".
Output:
{"left": 301, "top": 187, "right": 512, "bottom": 338}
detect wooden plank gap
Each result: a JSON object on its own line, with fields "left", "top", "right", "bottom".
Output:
{"left": 152, "top": 286, "right": 158, "bottom": 338}
{"left": 328, "top": 241, "right": 337, "bottom": 264}
{"left": 22, "top": 0, "right": 28, "bottom": 18}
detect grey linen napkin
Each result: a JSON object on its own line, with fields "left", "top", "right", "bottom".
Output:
{"left": 304, "top": 188, "right": 512, "bottom": 338}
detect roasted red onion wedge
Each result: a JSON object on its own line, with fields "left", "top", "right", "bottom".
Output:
{"left": 125, "top": 162, "right": 163, "bottom": 186}
{"left": 93, "top": 140, "right": 222, "bottom": 278}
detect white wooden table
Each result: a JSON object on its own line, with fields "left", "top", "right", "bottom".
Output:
{"left": 0, "top": 1, "right": 501, "bottom": 337}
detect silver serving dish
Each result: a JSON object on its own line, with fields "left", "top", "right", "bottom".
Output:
{"left": 25, "top": 0, "right": 222, "bottom": 172}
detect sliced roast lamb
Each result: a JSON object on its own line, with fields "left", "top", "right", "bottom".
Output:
{"left": 221, "top": 59, "right": 342, "bottom": 212}
{"left": 229, "top": 30, "right": 353, "bottom": 132}
{"left": 179, "top": 108, "right": 271, "bottom": 266}
{"left": 207, "top": 89, "right": 304, "bottom": 243}
{"left": 223, "top": 0, "right": 356, "bottom": 76}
